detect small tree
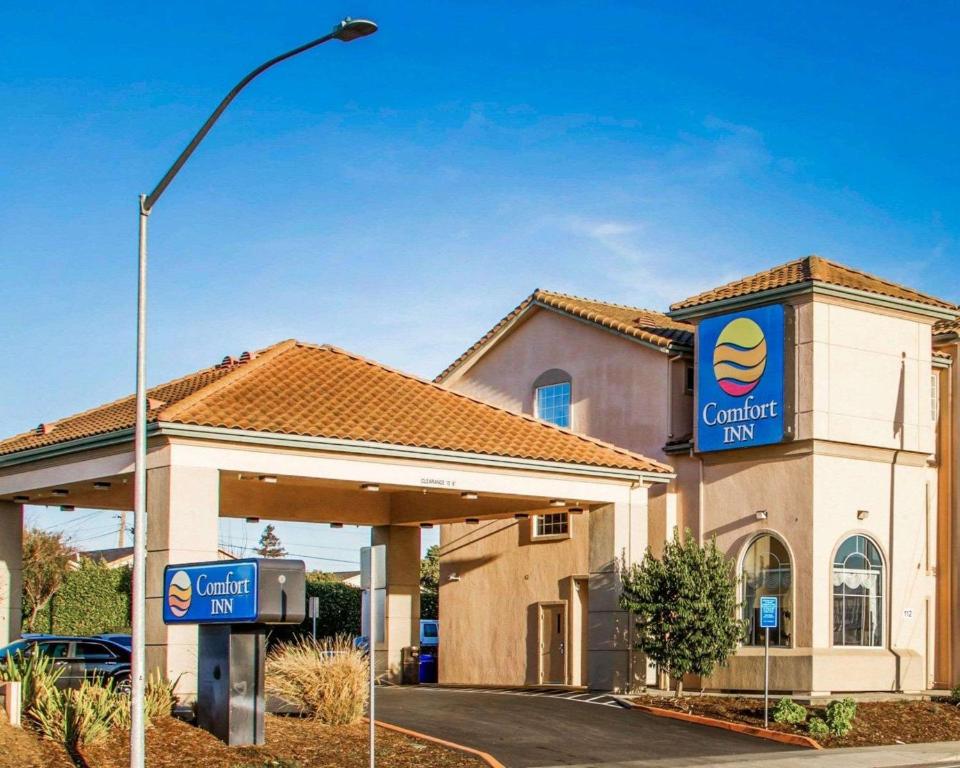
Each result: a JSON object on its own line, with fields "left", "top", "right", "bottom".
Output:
{"left": 619, "top": 529, "right": 745, "bottom": 696}
{"left": 255, "top": 524, "right": 287, "bottom": 558}
{"left": 420, "top": 545, "right": 440, "bottom": 620}
{"left": 21, "top": 528, "right": 73, "bottom": 632}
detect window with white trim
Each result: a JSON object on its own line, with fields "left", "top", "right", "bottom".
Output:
{"left": 742, "top": 534, "right": 792, "bottom": 647}
{"left": 833, "top": 535, "right": 883, "bottom": 647}
{"left": 534, "top": 512, "right": 569, "bottom": 538}
{"left": 533, "top": 369, "right": 572, "bottom": 428}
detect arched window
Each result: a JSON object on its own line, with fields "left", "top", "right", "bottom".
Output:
{"left": 533, "top": 369, "right": 572, "bottom": 428}
{"left": 741, "top": 535, "right": 792, "bottom": 647}
{"left": 833, "top": 535, "right": 883, "bottom": 647}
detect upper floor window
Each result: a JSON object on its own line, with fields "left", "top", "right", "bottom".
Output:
{"left": 742, "top": 534, "right": 792, "bottom": 647}
{"left": 533, "top": 369, "right": 572, "bottom": 428}
{"left": 833, "top": 535, "right": 883, "bottom": 647}
{"left": 534, "top": 512, "right": 570, "bottom": 538}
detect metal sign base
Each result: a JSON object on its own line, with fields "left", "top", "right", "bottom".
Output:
{"left": 197, "top": 625, "right": 267, "bottom": 746}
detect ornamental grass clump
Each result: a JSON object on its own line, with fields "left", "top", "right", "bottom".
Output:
{"left": 33, "top": 680, "right": 123, "bottom": 747}
{"left": 0, "top": 649, "right": 63, "bottom": 716}
{"left": 266, "top": 635, "right": 368, "bottom": 725}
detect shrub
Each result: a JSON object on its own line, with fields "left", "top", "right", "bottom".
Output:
{"left": 266, "top": 635, "right": 367, "bottom": 725}
{"left": 950, "top": 684, "right": 960, "bottom": 705}
{"left": 36, "top": 560, "right": 131, "bottom": 635}
{"left": 807, "top": 716, "right": 830, "bottom": 738}
{"left": 0, "top": 649, "right": 64, "bottom": 715}
{"left": 772, "top": 697, "right": 807, "bottom": 725}
{"left": 33, "top": 680, "right": 122, "bottom": 747}
{"left": 825, "top": 697, "right": 857, "bottom": 736}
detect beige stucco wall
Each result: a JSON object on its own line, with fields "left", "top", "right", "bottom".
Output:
{"left": 439, "top": 515, "right": 590, "bottom": 686}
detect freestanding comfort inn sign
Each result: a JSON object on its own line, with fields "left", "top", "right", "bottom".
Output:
{"left": 696, "top": 304, "right": 785, "bottom": 452}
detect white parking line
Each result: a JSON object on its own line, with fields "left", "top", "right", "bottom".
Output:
{"left": 426, "top": 687, "right": 627, "bottom": 708}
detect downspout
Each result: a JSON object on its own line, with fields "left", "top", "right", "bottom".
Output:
{"left": 666, "top": 353, "right": 683, "bottom": 440}
{"left": 890, "top": 448, "right": 901, "bottom": 692}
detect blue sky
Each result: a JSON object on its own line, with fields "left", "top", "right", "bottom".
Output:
{"left": 3, "top": 2, "right": 959, "bottom": 566}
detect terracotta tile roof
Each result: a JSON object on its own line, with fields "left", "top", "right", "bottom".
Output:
{"left": 0, "top": 340, "right": 671, "bottom": 475}
{"left": 934, "top": 318, "right": 960, "bottom": 337}
{"left": 670, "top": 255, "right": 957, "bottom": 313}
{"left": 933, "top": 349, "right": 952, "bottom": 362}
{"left": 435, "top": 289, "right": 693, "bottom": 382}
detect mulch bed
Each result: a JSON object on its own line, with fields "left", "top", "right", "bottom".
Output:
{"left": 631, "top": 694, "right": 960, "bottom": 748}
{"left": 0, "top": 710, "right": 74, "bottom": 768}
{"left": 79, "top": 714, "right": 485, "bottom": 768}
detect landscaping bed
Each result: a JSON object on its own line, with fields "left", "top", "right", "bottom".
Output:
{"left": 631, "top": 693, "right": 960, "bottom": 748}
{"left": 78, "top": 714, "right": 485, "bottom": 768}
{"left": 0, "top": 710, "right": 73, "bottom": 768}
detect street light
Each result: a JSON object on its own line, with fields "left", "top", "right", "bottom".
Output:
{"left": 130, "top": 17, "right": 377, "bottom": 768}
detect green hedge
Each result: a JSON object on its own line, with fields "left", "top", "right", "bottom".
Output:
{"left": 36, "top": 560, "right": 131, "bottom": 635}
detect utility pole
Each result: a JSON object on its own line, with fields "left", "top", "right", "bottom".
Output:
{"left": 118, "top": 510, "right": 127, "bottom": 548}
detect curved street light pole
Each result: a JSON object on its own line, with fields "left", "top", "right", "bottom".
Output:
{"left": 131, "top": 17, "right": 377, "bottom": 768}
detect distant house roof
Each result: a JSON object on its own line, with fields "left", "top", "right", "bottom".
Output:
{"left": 0, "top": 340, "right": 671, "bottom": 477}
{"left": 435, "top": 289, "right": 694, "bottom": 383}
{"left": 669, "top": 255, "right": 958, "bottom": 315}
{"left": 76, "top": 546, "right": 237, "bottom": 568}
{"left": 934, "top": 318, "right": 960, "bottom": 339}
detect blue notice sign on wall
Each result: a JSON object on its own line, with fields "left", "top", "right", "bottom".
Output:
{"left": 696, "top": 304, "right": 785, "bottom": 452}
{"left": 163, "top": 560, "right": 259, "bottom": 624}
{"left": 759, "top": 596, "right": 779, "bottom": 629}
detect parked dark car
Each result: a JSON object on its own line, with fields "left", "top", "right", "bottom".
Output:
{"left": 0, "top": 636, "right": 131, "bottom": 692}
{"left": 95, "top": 633, "right": 132, "bottom": 650}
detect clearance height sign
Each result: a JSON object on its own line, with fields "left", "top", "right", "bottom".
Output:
{"left": 696, "top": 304, "right": 785, "bottom": 452}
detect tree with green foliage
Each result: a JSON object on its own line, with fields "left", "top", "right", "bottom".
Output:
{"left": 420, "top": 545, "right": 440, "bottom": 620}
{"left": 619, "top": 529, "right": 746, "bottom": 696}
{"left": 21, "top": 528, "right": 73, "bottom": 632}
{"left": 37, "top": 559, "right": 131, "bottom": 635}
{"left": 255, "top": 524, "right": 287, "bottom": 558}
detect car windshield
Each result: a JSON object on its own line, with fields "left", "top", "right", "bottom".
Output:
{"left": 0, "top": 640, "right": 30, "bottom": 659}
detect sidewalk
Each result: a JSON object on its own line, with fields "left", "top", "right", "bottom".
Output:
{"left": 548, "top": 740, "right": 960, "bottom": 768}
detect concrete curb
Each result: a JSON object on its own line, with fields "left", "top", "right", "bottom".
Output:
{"left": 372, "top": 719, "right": 507, "bottom": 767}
{"left": 629, "top": 702, "right": 822, "bottom": 750}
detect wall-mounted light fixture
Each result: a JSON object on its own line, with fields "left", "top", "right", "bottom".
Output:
{"left": 245, "top": 517, "right": 260, "bottom": 524}
{"left": 460, "top": 491, "right": 478, "bottom": 500}
{"left": 258, "top": 475, "right": 278, "bottom": 484}
{"left": 93, "top": 482, "right": 111, "bottom": 490}
{"left": 360, "top": 483, "right": 380, "bottom": 492}
{"left": 514, "top": 513, "right": 529, "bottom": 520}
{"left": 448, "top": 573, "right": 461, "bottom": 582}
{"left": 549, "top": 499, "right": 566, "bottom": 507}
{"left": 755, "top": 510, "right": 768, "bottom": 521}
{"left": 857, "top": 509, "right": 870, "bottom": 521}
{"left": 52, "top": 489, "right": 70, "bottom": 497}
{"left": 465, "top": 518, "right": 480, "bottom": 525}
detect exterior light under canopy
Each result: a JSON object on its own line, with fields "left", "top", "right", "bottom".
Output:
{"left": 52, "top": 489, "right": 70, "bottom": 497}
{"left": 360, "top": 483, "right": 380, "bottom": 492}
{"left": 549, "top": 499, "right": 566, "bottom": 507}
{"left": 258, "top": 475, "right": 278, "bottom": 484}
{"left": 245, "top": 517, "right": 260, "bottom": 524}
{"left": 420, "top": 523, "right": 434, "bottom": 529}
{"left": 465, "top": 518, "right": 480, "bottom": 525}
{"left": 60, "top": 505, "right": 75, "bottom": 512}
{"left": 330, "top": 522, "right": 344, "bottom": 529}
{"left": 13, "top": 495, "right": 29, "bottom": 503}
{"left": 568, "top": 506, "right": 585, "bottom": 514}
{"left": 755, "top": 510, "right": 768, "bottom": 521}
{"left": 93, "top": 482, "right": 112, "bottom": 490}
{"left": 514, "top": 513, "right": 529, "bottom": 520}
{"left": 461, "top": 491, "right": 478, "bottom": 500}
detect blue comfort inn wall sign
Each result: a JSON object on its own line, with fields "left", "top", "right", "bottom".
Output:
{"left": 696, "top": 304, "right": 785, "bottom": 452}
{"left": 163, "top": 560, "right": 259, "bottom": 624}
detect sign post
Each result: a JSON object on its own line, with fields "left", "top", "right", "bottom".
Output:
{"left": 308, "top": 596, "right": 319, "bottom": 639}
{"left": 759, "top": 595, "right": 779, "bottom": 728}
{"left": 361, "top": 546, "right": 386, "bottom": 768}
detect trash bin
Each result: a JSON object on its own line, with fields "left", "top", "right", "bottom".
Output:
{"left": 418, "top": 650, "right": 438, "bottom": 684}
{"left": 401, "top": 646, "right": 420, "bottom": 685}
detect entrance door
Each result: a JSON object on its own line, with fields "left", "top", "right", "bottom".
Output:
{"left": 540, "top": 604, "right": 566, "bottom": 685}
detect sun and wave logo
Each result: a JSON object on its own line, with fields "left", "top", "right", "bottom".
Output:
{"left": 167, "top": 570, "right": 192, "bottom": 618}
{"left": 712, "top": 317, "right": 767, "bottom": 397}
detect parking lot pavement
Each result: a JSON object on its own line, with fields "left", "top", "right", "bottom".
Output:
{"left": 374, "top": 686, "right": 800, "bottom": 768}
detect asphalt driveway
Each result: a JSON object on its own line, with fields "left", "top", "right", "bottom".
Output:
{"left": 375, "top": 687, "right": 801, "bottom": 767}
